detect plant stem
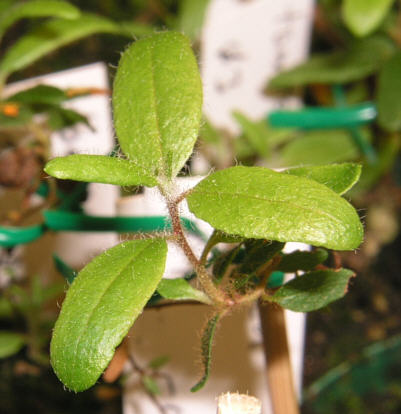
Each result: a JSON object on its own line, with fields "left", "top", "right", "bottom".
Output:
{"left": 165, "top": 197, "right": 227, "bottom": 306}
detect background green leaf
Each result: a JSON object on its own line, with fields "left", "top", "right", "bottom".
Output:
{"left": 157, "top": 278, "right": 211, "bottom": 304}
{"left": 272, "top": 269, "right": 355, "bottom": 312}
{"left": 377, "top": 52, "right": 401, "bottom": 131}
{"left": 0, "top": 0, "right": 80, "bottom": 40}
{"left": 45, "top": 154, "right": 158, "bottom": 187}
{"left": 342, "top": 0, "right": 395, "bottom": 37}
{"left": 0, "top": 332, "right": 25, "bottom": 358}
{"left": 285, "top": 163, "right": 362, "bottom": 195}
{"left": 50, "top": 239, "right": 167, "bottom": 392}
{"left": 0, "top": 13, "right": 125, "bottom": 83}
{"left": 113, "top": 32, "right": 202, "bottom": 180}
{"left": 268, "top": 37, "right": 394, "bottom": 88}
{"left": 177, "top": 0, "right": 210, "bottom": 40}
{"left": 233, "top": 111, "right": 271, "bottom": 158}
{"left": 280, "top": 130, "right": 362, "bottom": 166}
{"left": 277, "top": 249, "right": 328, "bottom": 273}
{"left": 187, "top": 166, "right": 363, "bottom": 250}
{"left": 6, "top": 85, "right": 67, "bottom": 105}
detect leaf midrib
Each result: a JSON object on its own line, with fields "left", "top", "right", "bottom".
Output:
{"left": 68, "top": 241, "right": 152, "bottom": 377}
{"left": 191, "top": 189, "right": 346, "bottom": 228}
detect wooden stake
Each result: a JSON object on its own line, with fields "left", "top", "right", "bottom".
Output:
{"left": 217, "top": 392, "right": 262, "bottom": 414}
{"left": 258, "top": 302, "right": 300, "bottom": 414}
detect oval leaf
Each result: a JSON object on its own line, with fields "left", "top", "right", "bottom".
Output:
{"left": 45, "top": 154, "right": 158, "bottom": 187}
{"left": 0, "top": 13, "right": 123, "bottom": 82}
{"left": 0, "top": 0, "right": 80, "bottom": 40}
{"left": 281, "top": 130, "right": 361, "bottom": 166}
{"left": 284, "top": 163, "right": 362, "bottom": 195}
{"left": 113, "top": 32, "right": 202, "bottom": 180}
{"left": 277, "top": 249, "right": 328, "bottom": 273}
{"left": 0, "top": 332, "right": 25, "bottom": 358}
{"left": 157, "top": 278, "right": 211, "bottom": 304}
{"left": 272, "top": 269, "right": 355, "bottom": 312}
{"left": 342, "top": 0, "right": 395, "bottom": 37}
{"left": 50, "top": 239, "right": 167, "bottom": 392}
{"left": 268, "top": 37, "right": 394, "bottom": 89}
{"left": 377, "top": 52, "right": 401, "bottom": 131}
{"left": 187, "top": 166, "right": 363, "bottom": 250}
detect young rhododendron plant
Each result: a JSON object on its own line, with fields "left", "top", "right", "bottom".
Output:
{"left": 44, "top": 31, "right": 364, "bottom": 393}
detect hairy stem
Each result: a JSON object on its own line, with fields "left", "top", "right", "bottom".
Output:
{"left": 165, "top": 196, "right": 227, "bottom": 306}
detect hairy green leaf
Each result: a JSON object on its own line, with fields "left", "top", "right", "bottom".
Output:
{"left": 113, "top": 32, "right": 202, "bottom": 180}
{"left": 50, "top": 239, "right": 167, "bottom": 392}
{"left": 269, "top": 37, "right": 394, "bottom": 88}
{"left": 212, "top": 245, "right": 242, "bottom": 281}
{"left": 277, "top": 249, "right": 328, "bottom": 273}
{"left": 0, "top": 332, "right": 25, "bottom": 358}
{"left": 45, "top": 155, "right": 158, "bottom": 187}
{"left": 178, "top": 0, "right": 210, "bottom": 40}
{"left": 233, "top": 111, "right": 270, "bottom": 158}
{"left": 0, "top": 0, "right": 80, "bottom": 40}
{"left": 281, "top": 130, "right": 361, "bottom": 166}
{"left": 157, "top": 278, "right": 211, "bottom": 304}
{"left": 342, "top": 0, "right": 395, "bottom": 37}
{"left": 0, "top": 13, "right": 124, "bottom": 82}
{"left": 285, "top": 163, "right": 362, "bottom": 195}
{"left": 191, "top": 314, "right": 220, "bottom": 392}
{"left": 6, "top": 85, "right": 67, "bottom": 105}
{"left": 187, "top": 166, "right": 363, "bottom": 250}
{"left": 377, "top": 52, "right": 401, "bottom": 131}
{"left": 272, "top": 269, "right": 355, "bottom": 312}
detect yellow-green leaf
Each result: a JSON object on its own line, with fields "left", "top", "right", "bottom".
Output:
{"left": 50, "top": 239, "right": 167, "bottom": 392}
{"left": 187, "top": 166, "right": 363, "bottom": 250}
{"left": 45, "top": 155, "right": 158, "bottom": 187}
{"left": 113, "top": 32, "right": 202, "bottom": 180}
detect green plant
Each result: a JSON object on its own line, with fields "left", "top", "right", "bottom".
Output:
{"left": 44, "top": 31, "right": 364, "bottom": 393}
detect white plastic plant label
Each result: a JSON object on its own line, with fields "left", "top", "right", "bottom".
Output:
{"left": 201, "top": 0, "right": 314, "bottom": 134}
{"left": 4, "top": 63, "right": 119, "bottom": 268}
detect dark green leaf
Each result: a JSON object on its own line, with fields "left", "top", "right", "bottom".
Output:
{"left": 342, "top": 0, "right": 395, "bottom": 37}
{"left": 142, "top": 375, "right": 161, "bottom": 395}
{"left": 157, "top": 278, "right": 211, "bottom": 304}
{"left": 187, "top": 166, "right": 364, "bottom": 250}
{"left": 0, "top": 332, "right": 25, "bottom": 358}
{"left": 6, "top": 85, "right": 67, "bottom": 105}
{"left": 0, "top": 0, "right": 80, "bottom": 40}
{"left": 233, "top": 111, "right": 270, "bottom": 158}
{"left": 272, "top": 268, "right": 355, "bottom": 312}
{"left": 45, "top": 155, "right": 158, "bottom": 187}
{"left": 47, "top": 107, "right": 91, "bottom": 130}
{"left": 177, "top": 0, "right": 210, "bottom": 40}
{"left": 191, "top": 314, "right": 220, "bottom": 392}
{"left": 0, "top": 298, "right": 13, "bottom": 318}
{"left": 277, "top": 249, "right": 328, "bottom": 273}
{"left": 269, "top": 37, "right": 394, "bottom": 88}
{"left": 212, "top": 245, "right": 242, "bottom": 281}
{"left": 239, "top": 240, "right": 284, "bottom": 274}
{"left": 285, "top": 163, "right": 362, "bottom": 195}
{"left": 50, "top": 239, "right": 168, "bottom": 392}
{"left": 0, "top": 13, "right": 125, "bottom": 82}
{"left": 113, "top": 32, "right": 202, "bottom": 180}
{"left": 281, "top": 130, "right": 361, "bottom": 166}
{"left": 377, "top": 52, "right": 401, "bottom": 131}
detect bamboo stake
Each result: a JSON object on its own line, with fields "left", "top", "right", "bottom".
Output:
{"left": 217, "top": 392, "right": 262, "bottom": 414}
{"left": 258, "top": 302, "right": 300, "bottom": 414}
